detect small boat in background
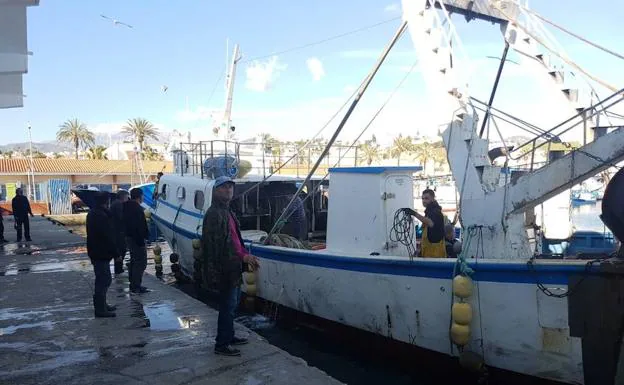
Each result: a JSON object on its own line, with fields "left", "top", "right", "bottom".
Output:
{"left": 571, "top": 189, "right": 599, "bottom": 205}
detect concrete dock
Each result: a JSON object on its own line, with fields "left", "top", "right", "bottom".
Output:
{"left": 0, "top": 216, "right": 342, "bottom": 385}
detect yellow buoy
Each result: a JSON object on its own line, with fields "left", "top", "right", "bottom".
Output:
{"left": 451, "top": 323, "right": 471, "bottom": 346}
{"left": 452, "top": 302, "right": 473, "bottom": 325}
{"left": 245, "top": 283, "right": 257, "bottom": 297}
{"left": 192, "top": 239, "right": 201, "bottom": 249}
{"left": 243, "top": 271, "right": 256, "bottom": 285}
{"left": 144, "top": 209, "right": 152, "bottom": 219}
{"left": 452, "top": 275, "right": 473, "bottom": 298}
{"left": 153, "top": 245, "right": 162, "bottom": 256}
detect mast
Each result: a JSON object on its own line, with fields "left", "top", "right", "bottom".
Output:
{"left": 221, "top": 44, "right": 241, "bottom": 141}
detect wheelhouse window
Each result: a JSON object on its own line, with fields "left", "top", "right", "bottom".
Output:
{"left": 161, "top": 184, "right": 167, "bottom": 200}
{"left": 194, "top": 190, "right": 205, "bottom": 210}
{"left": 177, "top": 186, "right": 186, "bottom": 200}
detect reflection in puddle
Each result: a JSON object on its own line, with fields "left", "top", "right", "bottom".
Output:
{"left": 129, "top": 301, "right": 200, "bottom": 331}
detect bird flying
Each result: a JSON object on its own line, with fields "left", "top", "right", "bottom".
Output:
{"left": 100, "top": 14, "right": 133, "bottom": 29}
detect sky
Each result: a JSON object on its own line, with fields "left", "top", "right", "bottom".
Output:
{"left": 1, "top": 0, "right": 623, "bottom": 147}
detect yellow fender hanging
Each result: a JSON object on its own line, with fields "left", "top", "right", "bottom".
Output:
{"left": 451, "top": 323, "right": 471, "bottom": 346}
{"left": 452, "top": 302, "right": 473, "bottom": 325}
{"left": 453, "top": 275, "right": 474, "bottom": 298}
{"left": 243, "top": 271, "right": 256, "bottom": 285}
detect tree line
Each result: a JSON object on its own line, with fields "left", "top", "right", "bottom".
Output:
{"left": 0, "top": 118, "right": 163, "bottom": 161}
{"left": 260, "top": 133, "right": 449, "bottom": 170}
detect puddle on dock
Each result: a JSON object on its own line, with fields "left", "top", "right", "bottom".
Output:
{"left": 0, "top": 259, "right": 91, "bottom": 276}
{"left": 130, "top": 301, "right": 201, "bottom": 331}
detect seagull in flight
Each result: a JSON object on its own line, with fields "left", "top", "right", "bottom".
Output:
{"left": 100, "top": 14, "right": 133, "bottom": 29}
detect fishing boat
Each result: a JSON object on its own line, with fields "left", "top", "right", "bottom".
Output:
{"left": 138, "top": 2, "right": 624, "bottom": 384}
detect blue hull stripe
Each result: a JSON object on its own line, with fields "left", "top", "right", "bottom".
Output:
{"left": 150, "top": 210, "right": 596, "bottom": 285}
{"left": 152, "top": 211, "right": 199, "bottom": 240}
{"left": 157, "top": 198, "right": 204, "bottom": 219}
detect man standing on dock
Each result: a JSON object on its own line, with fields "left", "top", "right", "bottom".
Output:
{"left": 0, "top": 208, "right": 7, "bottom": 243}
{"left": 12, "top": 188, "right": 33, "bottom": 242}
{"left": 86, "top": 192, "right": 117, "bottom": 318}
{"left": 110, "top": 190, "right": 129, "bottom": 275}
{"left": 124, "top": 188, "right": 150, "bottom": 294}
{"left": 201, "top": 176, "right": 260, "bottom": 357}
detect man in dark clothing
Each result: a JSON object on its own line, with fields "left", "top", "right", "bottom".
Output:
{"left": 86, "top": 192, "right": 117, "bottom": 318}
{"left": 201, "top": 176, "right": 259, "bottom": 357}
{"left": 404, "top": 189, "right": 446, "bottom": 257}
{"left": 12, "top": 188, "right": 33, "bottom": 242}
{"left": 284, "top": 192, "right": 307, "bottom": 241}
{"left": 124, "top": 188, "right": 150, "bottom": 293}
{"left": 445, "top": 224, "right": 461, "bottom": 258}
{"left": 0, "top": 209, "right": 6, "bottom": 243}
{"left": 110, "top": 190, "right": 129, "bottom": 275}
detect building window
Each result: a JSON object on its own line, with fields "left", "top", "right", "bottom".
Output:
{"left": 0, "top": 184, "right": 6, "bottom": 202}
{"left": 176, "top": 186, "right": 186, "bottom": 200}
{"left": 194, "top": 191, "right": 205, "bottom": 210}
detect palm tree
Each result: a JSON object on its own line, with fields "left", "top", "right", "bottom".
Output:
{"left": 57, "top": 119, "right": 95, "bottom": 160}
{"left": 358, "top": 136, "right": 381, "bottom": 166}
{"left": 388, "top": 135, "right": 414, "bottom": 166}
{"left": 86, "top": 146, "right": 108, "bottom": 160}
{"left": 143, "top": 146, "right": 164, "bottom": 161}
{"left": 412, "top": 141, "right": 441, "bottom": 174}
{"left": 121, "top": 118, "right": 159, "bottom": 152}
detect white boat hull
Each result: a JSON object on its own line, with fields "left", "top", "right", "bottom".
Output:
{"left": 148, "top": 201, "right": 588, "bottom": 384}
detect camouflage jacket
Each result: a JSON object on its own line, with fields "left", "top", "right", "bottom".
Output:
{"left": 200, "top": 200, "right": 243, "bottom": 291}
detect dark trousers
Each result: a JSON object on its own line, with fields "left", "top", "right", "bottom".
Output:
{"left": 114, "top": 233, "right": 126, "bottom": 273}
{"left": 215, "top": 286, "right": 241, "bottom": 348}
{"left": 92, "top": 259, "right": 112, "bottom": 297}
{"left": 126, "top": 237, "right": 147, "bottom": 289}
{"left": 0, "top": 217, "right": 4, "bottom": 240}
{"left": 15, "top": 215, "right": 30, "bottom": 241}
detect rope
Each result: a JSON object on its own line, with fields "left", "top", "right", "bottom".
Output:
{"left": 237, "top": 83, "right": 361, "bottom": 198}
{"left": 490, "top": 2, "right": 619, "bottom": 92}
{"left": 389, "top": 209, "right": 418, "bottom": 258}
{"left": 521, "top": 6, "right": 624, "bottom": 62}
{"left": 240, "top": 17, "right": 401, "bottom": 63}
{"left": 271, "top": 60, "right": 419, "bottom": 228}
{"left": 527, "top": 257, "right": 601, "bottom": 298}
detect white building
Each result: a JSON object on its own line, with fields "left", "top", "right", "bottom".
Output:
{"left": 0, "top": 0, "right": 38, "bottom": 109}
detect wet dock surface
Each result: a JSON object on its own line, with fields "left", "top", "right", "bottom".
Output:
{"left": 0, "top": 216, "right": 342, "bottom": 385}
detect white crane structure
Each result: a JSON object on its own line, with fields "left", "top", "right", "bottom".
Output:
{"left": 402, "top": 0, "right": 624, "bottom": 259}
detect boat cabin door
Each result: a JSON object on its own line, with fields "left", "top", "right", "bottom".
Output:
{"left": 383, "top": 173, "right": 415, "bottom": 258}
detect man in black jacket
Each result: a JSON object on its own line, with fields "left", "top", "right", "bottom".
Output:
{"left": 124, "top": 188, "right": 149, "bottom": 294}
{"left": 110, "top": 190, "right": 129, "bottom": 275}
{"left": 201, "top": 176, "right": 260, "bottom": 356}
{"left": 0, "top": 209, "right": 7, "bottom": 243}
{"left": 12, "top": 188, "right": 33, "bottom": 242}
{"left": 86, "top": 192, "right": 117, "bottom": 318}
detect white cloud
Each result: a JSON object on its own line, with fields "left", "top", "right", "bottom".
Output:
{"left": 245, "top": 56, "right": 287, "bottom": 92}
{"left": 339, "top": 49, "right": 416, "bottom": 59}
{"left": 175, "top": 106, "right": 220, "bottom": 123}
{"left": 384, "top": 3, "right": 399, "bottom": 12}
{"left": 89, "top": 122, "right": 124, "bottom": 134}
{"left": 306, "top": 57, "right": 325, "bottom": 81}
